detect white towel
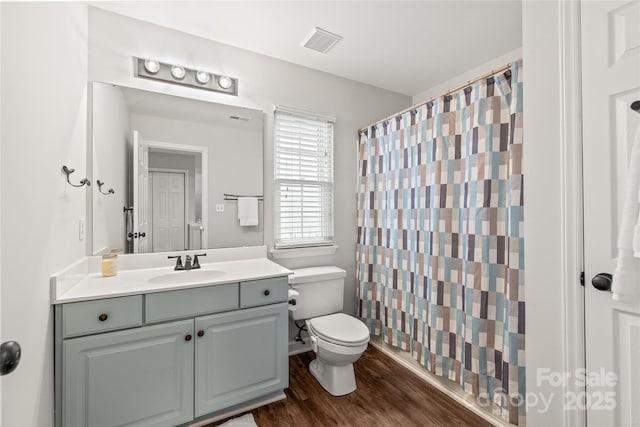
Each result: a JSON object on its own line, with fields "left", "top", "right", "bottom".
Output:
{"left": 237, "top": 197, "right": 259, "bottom": 226}
{"left": 613, "top": 126, "right": 640, "bottom": 301}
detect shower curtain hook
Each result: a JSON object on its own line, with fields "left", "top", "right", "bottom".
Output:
{"left": 62, "top": 165, "right": 90, "bottom": 188}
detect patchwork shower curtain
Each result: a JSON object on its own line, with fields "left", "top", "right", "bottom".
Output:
{"left": 356, "top": 61, "right": 524, "bottom": 425}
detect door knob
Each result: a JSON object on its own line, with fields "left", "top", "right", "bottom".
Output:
{"left": 1, "top": 341, "right": 21, "bottom": 376}
{"left": 591, "top": 273, "right": 612, "bottom": 291}
{"left": 631, "top": 100, "right": 640, "bottom": 113}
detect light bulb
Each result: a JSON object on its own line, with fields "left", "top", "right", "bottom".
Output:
{"left": 171, "top": 65, "right": 186, "bottom": 80}
{"left": 143, "top": 59, "right": 160, "bottom": 74}
{"left": 195, "top": 71, "right": 210, "bottom": 84}
{"left": 218, "top": 76, "right": 232, "bottom": 89}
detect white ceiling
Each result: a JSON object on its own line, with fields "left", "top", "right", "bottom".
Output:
{"left": 92, "top": 1, "right": 522, "bottom": 96}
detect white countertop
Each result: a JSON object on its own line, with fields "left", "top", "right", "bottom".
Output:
{"left": 53, "top": 257, "right": 292, "bottom": 304}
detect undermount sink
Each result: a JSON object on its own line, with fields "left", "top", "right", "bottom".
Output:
{"left": 148, "top": 269, "right": 226, "bottom": 285}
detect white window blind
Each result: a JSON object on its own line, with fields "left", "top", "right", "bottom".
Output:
{"left": 274, "top": 107, "right": 334, "bottom": 249}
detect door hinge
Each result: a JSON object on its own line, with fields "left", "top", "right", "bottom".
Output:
{"left": 580, "top": 271, "right": 585, "bottom": 287}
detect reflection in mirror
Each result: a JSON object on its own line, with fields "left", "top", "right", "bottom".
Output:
{"left": 91, "top": 82, "right": 263, "bottom": 255}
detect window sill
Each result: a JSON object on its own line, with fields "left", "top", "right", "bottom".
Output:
{"left": 270, "top": 245, "right": 338, "bottom": 260}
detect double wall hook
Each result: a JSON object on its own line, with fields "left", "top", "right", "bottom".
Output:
{"left": 62, "top": 165, "right": 90, "bottom": 188}
{"left": 96, "top": 180, "right": 115, "bottom": 195}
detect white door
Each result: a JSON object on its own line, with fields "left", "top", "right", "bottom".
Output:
{"left": 582, "top": 1, "right": 640, "bottom": 426}
{"left": 132, "top": 130, "right": 150, "bottom": 253}
{"left": 151, "top": 172, "right": 186, "bottom": 252}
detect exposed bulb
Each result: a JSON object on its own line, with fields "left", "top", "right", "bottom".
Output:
{"left": 143, "top": 59, "right": 160, "bottom": 74}
{"left": 195, "top": 71, "right": 210, "bottom": 84}
{"left": 218, "top": 76, "right": 232, "bottom": 89}
{"left": 171, "top": 65, "right": 186, "bottom": 80}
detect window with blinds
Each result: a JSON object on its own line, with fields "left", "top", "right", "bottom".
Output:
{"left": 274, "top": 107, "right": 334, "bottom": 249}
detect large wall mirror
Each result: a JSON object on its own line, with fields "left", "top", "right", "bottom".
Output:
{"left": 90, "top": 82, "right": 264, "bottom": 255}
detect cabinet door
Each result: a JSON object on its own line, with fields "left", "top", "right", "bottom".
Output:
{"left": 194, "top": 303, "right": 288, "bottom": 416}
{"left": 63, "top": 320, "right": 194, "bottom": 427}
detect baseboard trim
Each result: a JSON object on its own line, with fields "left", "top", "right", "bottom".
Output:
{"left": 369, "top": 338, "right": 508, "bottom": 427}
{"left": 288, "top": 339, "right": 311, "bottom": 355}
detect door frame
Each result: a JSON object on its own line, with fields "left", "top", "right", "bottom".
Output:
{"left": 149, "top": 168, "right": 188, "bottom": 252}
{"left": 558, "top": 1, "right": 586, "bottom": 426}
{"left": 523, "top": 1, "right": 586, "bottom": 426}
{"left": 144, "top": 140, "right": 208, "bottom": 250}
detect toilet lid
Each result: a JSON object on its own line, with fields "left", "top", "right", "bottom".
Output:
{"left": 308, "top": 313, "right": 370, "bottom": 345}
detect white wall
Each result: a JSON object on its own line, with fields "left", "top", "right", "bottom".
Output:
{"left": 412, "top": 47, "right": 523, "bottom": 105}
{"left": 0, "top": 3, "right": 88, "bottom": 426}
{"left": 92, "top": 82, "right": 130, "bottom": 254}
{"left": 88, "top": 7, "right": 411, "bottom": 316}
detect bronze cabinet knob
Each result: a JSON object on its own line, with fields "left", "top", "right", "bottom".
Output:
{"left": 98, "top": 313, "right": 108, "bottom": 322}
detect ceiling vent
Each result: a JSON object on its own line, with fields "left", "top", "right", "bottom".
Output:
{"left": 302, "top": 27, "right": 343, "bottom": 54}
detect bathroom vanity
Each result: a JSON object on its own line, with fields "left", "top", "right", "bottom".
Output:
{"left": 51, "top": 247, "right": 290, "bottom": 427}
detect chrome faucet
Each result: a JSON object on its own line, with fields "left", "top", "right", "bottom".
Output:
{"left": 168, "top": 253, "right": 207, "bottom": 271}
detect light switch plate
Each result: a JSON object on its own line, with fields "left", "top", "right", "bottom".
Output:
{"left": 216, "top": 204, "right": 225, "bottom": 213}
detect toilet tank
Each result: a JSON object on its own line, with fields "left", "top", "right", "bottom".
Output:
{"left": 289, "top": 266, "right": 346, "bottom": 321}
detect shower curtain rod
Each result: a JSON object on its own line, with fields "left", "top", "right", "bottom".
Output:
{"left": 358, "top": 62, "right": 513, "bottom": 133}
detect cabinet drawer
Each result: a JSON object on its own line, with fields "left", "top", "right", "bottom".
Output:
{"left": 145, "top": 283, "right": 239, "bottom": 324}
{"left": 62, "top": 296, "right": 142, "bottom": 338}
{"left": 240, "top": 276, "right": 288, "bottom": 308}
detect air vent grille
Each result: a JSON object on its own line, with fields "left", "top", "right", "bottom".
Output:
{"left": 302, "top": 27, "right": 343, "bottom": 54}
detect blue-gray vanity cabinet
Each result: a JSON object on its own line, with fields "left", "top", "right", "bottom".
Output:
{"left": 56, "top": 275, "right": 289, "bottom": 427}
{"left": 194, "top": 302, "right": 288, "bottom": 416}
{"left": 62, "top": 319, "right": 194, "bottom": 427}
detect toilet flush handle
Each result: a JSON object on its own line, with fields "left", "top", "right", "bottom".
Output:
{"left": 310, "top": 335, "right": 318, "bottom": 353}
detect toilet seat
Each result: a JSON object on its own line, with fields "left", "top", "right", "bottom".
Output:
{"left": 307, "top": 313, "right": 370, "bottom": 347}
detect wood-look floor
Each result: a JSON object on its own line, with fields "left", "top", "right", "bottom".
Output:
{"left": 210, "top": 346, "right": 494, "bottom": 427}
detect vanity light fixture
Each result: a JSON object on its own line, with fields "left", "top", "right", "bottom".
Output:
{"left": 171, "top": 65, "right": 186, "bottom": 80}
{"left": 218, "top": 76, "right": 232, "bottom": 89}
{"left": 143, "top": 59, "right": 160, "bottom": 74}
{"left": 195, "top": 71, "right": 210, "bottom": 84}
{"left": 134, "top": 57, "right": 238, "bottom": 96}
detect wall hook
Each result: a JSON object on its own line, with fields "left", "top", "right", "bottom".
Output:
{"left": 62, "top": 165, "right": 90, "bottom": 188}
{"left": 96, "top": 180, "right": 115, "bottom": 195}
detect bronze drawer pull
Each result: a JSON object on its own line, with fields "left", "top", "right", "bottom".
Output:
{"left": 185, "top": 334, "right": 192, "bottom": 342}
{"left": 263, "top": 289, "right": 270, "bottom": 296}
{"left": 98, "top": 313, "right": 108, "bottom": 322}
{"left": 197, "top": 330, "right": 205, "bottom": 337}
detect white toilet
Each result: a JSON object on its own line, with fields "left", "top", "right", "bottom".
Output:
{"left": 289, "top": 266, "right": 370, "bottom": 396}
